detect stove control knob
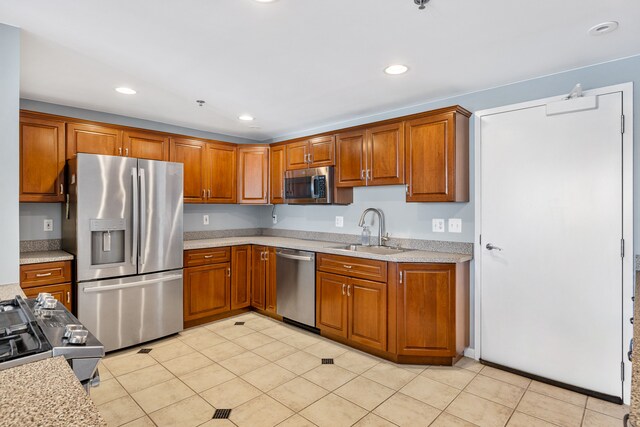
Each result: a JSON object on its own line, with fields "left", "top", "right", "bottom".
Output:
{"left": 40, "top": 297, "right": 58, "bottom": 309}
{"left": 67, "top": 329, "right": 89, "bottom": 345}
{"left": 36, "top": 293, "right": 52, "bottom": 304}
{"left": 64, "top": 324, "right": 85, "bottom": 339}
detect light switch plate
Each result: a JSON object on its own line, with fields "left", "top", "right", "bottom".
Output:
{"left": 272, "top": 214, "right": 278, "bottom": 224}
{"left": 44, "top": 219, "right": 53, "bottom": 232}
{"left": 335, "top": 216, "right": 344, "bottom": 227}
{"left": 448, "top": 218, "right": 462, "bottom": 233}
{"left": 432, "top": 218, "right": 445, "bottom": 233}
{"left": 203, "top": 215, "right": 209, "bottom": 225}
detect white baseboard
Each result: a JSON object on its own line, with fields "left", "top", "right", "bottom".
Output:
{"left": 463, "top": 348, "right": 477, "bottom": 360}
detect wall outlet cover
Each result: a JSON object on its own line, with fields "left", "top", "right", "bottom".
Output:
{"left": 448, "top": 218, "right": 462, "bottom": 233}
{"left": 203, "top": 215, "right": 209, "bottom": 225}
{"left": 272, "top": 214, "right": 278, "bottom": 224}
{"left": 335, "top": 216, "right": 344, "bottom": 227}
{"left": 44, "top": 219, "right": 53, "bottom": 232}
{"left": 432, "top": 218, "right": 445, "bottom": 233}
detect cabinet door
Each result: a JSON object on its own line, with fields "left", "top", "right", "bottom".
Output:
{"left": 170, "top": 137, "right": 206, "bottom": 203}
{"left": 67, "top": 123, "right": 123, "bottom": 159}
{"left": 336, "top": 130, "right": 367, "bottom": 187}
{"left": 22, "top": 283, "right": 72, "bottom": 311}
{"left": 397, "top": 263, "right": 456, "bottom": 357}
{"left": 367, "top": 122, "right": 405, "bottom": 186}
{"left": 309, "top": 135, "right": 335, "bottom": 167}
{"left": 123, "top": 130, "right": 169, "bottom": 161}
{"left": 19, "top": 116, "right": 66, "bottom": 202}
{"left": 270, "top": 145, "right": 285, "bottom": 204}
{"left": 231, "top": 245, "right": 251, "bottom": 310}
{"left": 265, "top": 247, "right": 277, "bottom": 313}
{"left": 207, "top": 142, "right": 237, "bottom": 204}
{"left": 348, "top": 278, "right": 387, "bottom": 351}
{"left": 285, "top": 140, "right": 309, "bottom": 171}
{"left": 184, "top": 263, "right": 231, "bottom": 321}
{"left": 238, "top": 146, "right": 269, "bottom": 204}
{"left": 405, "top": 112, "right": 468, "bottom": 202}
{"left": 316, "top": 272, "right": 348, "bottom": 338}
{"left": 251, "top": 246, "right": 266, "bottom": 309}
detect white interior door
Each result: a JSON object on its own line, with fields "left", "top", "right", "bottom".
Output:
{"left": 480, "top": 91, "right": 623, "bottom": 399}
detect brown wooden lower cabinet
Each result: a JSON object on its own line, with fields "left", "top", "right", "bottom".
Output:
{"left": 22, "top": 283, "right": 72, "bottom": 311}
{"left": 231, "top": 245, "right": 251, "bottom": 310}
{"left": 316, "top": 271, "right": 387, "bottom": 352}
{"left": 251, "top": 246, "right": 276, "bottom": 313}
{"left": 183, "top": 262, "right": 231, "bottom": 322}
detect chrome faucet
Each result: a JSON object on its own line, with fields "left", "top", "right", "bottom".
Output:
{"left": 358, "top": 208, "right": 389, "bottom": 246}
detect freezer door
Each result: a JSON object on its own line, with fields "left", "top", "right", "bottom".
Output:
{"left": 76, "top": 154, "right": 139, "bottom": 281}
{"left": 137, "top": 159, "right": 184, "bottom": 274}
{"left": 77, "top": 270, "right": 184, "bottom": 352}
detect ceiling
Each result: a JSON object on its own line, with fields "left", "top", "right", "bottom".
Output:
{"left": 0, "top": 1, "right": 638, "bottom": 141}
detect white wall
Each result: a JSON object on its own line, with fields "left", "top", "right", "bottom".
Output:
{"left": 183, "top": 204, "right": 270, "bottom": 232}
{"left": 0, "top": 24, "right": 20, "bottom": 284}
{"left": 19, "top": 203, "right": 62, "bottom": 240}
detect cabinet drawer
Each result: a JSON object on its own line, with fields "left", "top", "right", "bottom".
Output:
{"left": 317, "top": 254, "right": 387, "bottom": 282}
{"left": 184, "top": 247, "right": 231, "bottom": 267}
{"left": 20, "top": 261, "right": 72, "bottom": 288}
{"left": 22, "top": 283, "right": 72, "bottom": 311}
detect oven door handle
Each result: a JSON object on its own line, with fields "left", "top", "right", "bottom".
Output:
{"left": 82, "top": 274, "right": 183, "bottom": 293}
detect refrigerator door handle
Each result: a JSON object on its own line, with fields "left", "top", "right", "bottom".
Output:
{"left": 131, "top": 167, "right": 138, "bottom": 265}
{"left": 139, "top": 168, "right": 147, "bottom": 266}
{"left": 82, "top": 274, "right": 184, "bottom": 293}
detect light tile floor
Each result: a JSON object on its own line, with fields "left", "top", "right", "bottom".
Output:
{"left": 92, "top": 312, "right": 629, "bottom": 427}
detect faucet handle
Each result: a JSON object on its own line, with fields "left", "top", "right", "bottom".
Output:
{"left": 381, "top": 233, "right": 390, "bottom": 243}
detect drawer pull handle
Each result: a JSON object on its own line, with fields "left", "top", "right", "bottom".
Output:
{"left": 36, "top": 272, "right": 53, "bottom": 277}
{"left": 343, "top": 265, "right": 352, "bottom": 269}
{"left": 203, "top": 255, "right": 214, "bottom": 259}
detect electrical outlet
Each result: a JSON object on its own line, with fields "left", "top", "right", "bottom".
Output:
{"left": 335, "top": 216, "right": 344, "bottom": 227}
{"left": 44, "top": 219, "right": 53, "bottom": 232}
{"left": 203, "top": 215, "right": 209, "bottom": 225}
{"left": 272, "top": 214, "right": 278, "bottom": 224}
{"left": 448, "top": 218, "right": 462, "bottom": 233}
{"left": 432, "top": 218, "right": 445, "bottom": 233}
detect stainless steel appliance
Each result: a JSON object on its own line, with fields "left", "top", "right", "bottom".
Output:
{"left": 284, "top": 166, "right": 334, "bottom": 204}
{"left": 0, "top": 295, "right": 105, "bottom": 392}
{"left": 63, "top": 154, "right": 184, "bottom": 352}
{"left": 276, "top": 249, "right": 316, "bottom": 328}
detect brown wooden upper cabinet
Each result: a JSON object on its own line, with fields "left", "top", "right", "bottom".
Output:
{"left": 122, "top": 130, "right": 169, "bottom": 161}
{"left": 66, "top": 122, "right": 123, "bottom": 159}
{"left": 285, "top": 135, "right": 335, "bottom": 171}
{"left": 238, "top": 146, "right": 269, "bottom": 204}
{"left": 207, "top": 142, "right": 237, "bottom": 204}
{"left": 19, "top": 115, "right": 66, "bottom": 202}
{"left": 170, "top": 137, "right": 207, "bottom": 203}
{"left": 336, "top": 122, "right": 404, "bottom": 188}
{"left": 405, "top": 107, "right": 470, "bottom": 202}
{"left": 270, "top": 145, "right": 285, "bottom": 204}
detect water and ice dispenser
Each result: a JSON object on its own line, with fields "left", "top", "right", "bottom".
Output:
{"left": 89, "top": 219, "right": 126, "bottom": 266}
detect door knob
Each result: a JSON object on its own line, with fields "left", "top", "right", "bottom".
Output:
{"left": 486, "top": 243, "right": 503, "bottom": 251}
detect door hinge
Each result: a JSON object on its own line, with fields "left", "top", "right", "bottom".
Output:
{"left": 621, "top": 115, "right": 625, "bottom": 134}
{"left": 621, "top": 361, "right": 625, "bottom": 381}
{"left": 621, "top": 238, "right": 625, "bottom": 258}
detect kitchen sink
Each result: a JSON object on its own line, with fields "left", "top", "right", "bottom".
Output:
{"left": 335, "top": 244, "right": 408, "bottom": 255}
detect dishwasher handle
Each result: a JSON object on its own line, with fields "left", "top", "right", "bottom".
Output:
{"left": 276, "top": 251, "right": 314, "bottom": 262}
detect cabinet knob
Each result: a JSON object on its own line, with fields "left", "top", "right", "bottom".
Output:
{"left": 227, "top": 267, "right": 231, "bottom": 277}
{"left": 399, "top": 271, "right": 403, "bottom": 284}
{"left": 66, "top": 291, "right": 71, "bottom": 304}
{"left": 118, "top": 147, "right": 122, "bottom": 156}
{"left": 125, "top": 148, "right": 129, "bottom": 156}
{"left": 60, "top": 184, "right": 64, "bottom": 195}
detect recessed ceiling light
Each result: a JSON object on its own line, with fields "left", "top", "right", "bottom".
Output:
{"left": 384, "top": 64, "right": 409, "bottom": 75}
{"left": 588, "top": 21, "right": 619, "bottom": 36}
{"left": 115, "top": 87, "right": 136, "bottom": 95}
{"left": 254, "top": 0, "right": 276, "bottom": 3}
{"left": 238, "top": 114, "right": 255, "bottom": 121}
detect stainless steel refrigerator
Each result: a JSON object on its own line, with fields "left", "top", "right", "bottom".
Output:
{"left": 63, "top": 153, "right": 184, "bottom": 352}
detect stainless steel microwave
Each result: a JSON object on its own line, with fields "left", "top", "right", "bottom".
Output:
{"left": 284, "top": 166, "right": 334, "bottom": 204}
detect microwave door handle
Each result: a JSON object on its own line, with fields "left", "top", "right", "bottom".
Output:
{"left": 131, "top": 167, "right": 138, "bottom": 266}
{"left": 310, "top": 177, "right": 317, "bottom": 199}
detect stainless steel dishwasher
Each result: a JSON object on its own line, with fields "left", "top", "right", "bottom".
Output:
{"left": 276, "top": 248, "right": 316, "bottom": 328}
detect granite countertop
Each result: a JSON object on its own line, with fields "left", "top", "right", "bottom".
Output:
{"left": 20, "top": 250, "right": 74, "bottom": 265}
{"left": 0, "top": 283, "right": 25, "bottom": 300}
{"left": 184, "top": 236, "right": 473, "bottom": 263}
{"left": 0, "top": 356, "right": 105, "bottom": 427}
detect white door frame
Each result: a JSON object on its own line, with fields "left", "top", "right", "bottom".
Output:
{"left": 473, "top": 82, "right": 634, "bottom": 402}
